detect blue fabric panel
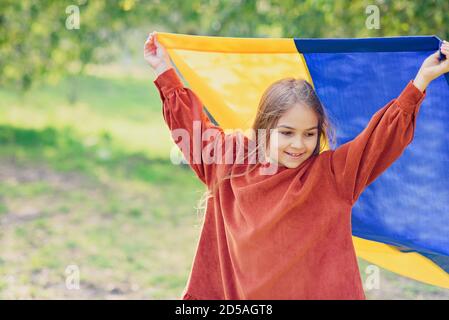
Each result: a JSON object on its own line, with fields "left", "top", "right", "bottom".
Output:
{"left": 295, "top": 37, "right": 449, "bottom": 258}
{"left": 296, "top": 36, "right": 441, "bottom": 53}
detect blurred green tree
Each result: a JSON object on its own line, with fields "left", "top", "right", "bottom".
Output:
{"left": 0, "top": 0, "right": 447, "bottom": 90}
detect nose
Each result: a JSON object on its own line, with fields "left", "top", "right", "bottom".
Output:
{"left": 290, "top": 138, "right": 306, "bottom": 151}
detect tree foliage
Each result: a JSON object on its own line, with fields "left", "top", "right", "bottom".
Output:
{"left": 1, "top": 0, "right": 447, "bottom": 89}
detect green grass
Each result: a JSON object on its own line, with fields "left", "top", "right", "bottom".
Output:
{"left": 0, "top": 73, "right": 173, "bottom": 158}
{"left": 0, "top": 72, "right": 206, "bottom": 299}
{"left": 0, "top": 145, "right": 203, "bottom": 298}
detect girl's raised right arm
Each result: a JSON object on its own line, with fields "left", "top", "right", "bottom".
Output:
{"left": 145, "top": 32, "right": 228, "bottom": 188}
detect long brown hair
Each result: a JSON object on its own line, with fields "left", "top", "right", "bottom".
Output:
{"left": 195, "top": 77, "right": 337, "bottom": 222}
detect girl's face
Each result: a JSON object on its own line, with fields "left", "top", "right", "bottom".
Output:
{"left": 267, "top": 103, "right": 319, "bottom": 169}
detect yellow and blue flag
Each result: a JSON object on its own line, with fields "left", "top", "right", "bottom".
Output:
{"left": 157, "top": 32, "right": 449, "bottom": 289}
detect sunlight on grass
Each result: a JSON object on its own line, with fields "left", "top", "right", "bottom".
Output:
{"left": 0, "top": 73, "right": 174, "bottom": 159}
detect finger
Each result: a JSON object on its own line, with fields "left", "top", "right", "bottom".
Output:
{"left": 144, "top": 35, "right": 151, "bottom": 45}
{"left": 144, "top": 41, "right": 153, "bottom": 52}
{"left": 145, "top": 38, "right": 154, "bottom": 47}
{"left": 148, "top": 31, "right": 156, "bottom": 41}
{"left": 440, "top": 59, "right": 449, "bottom": 72}
{"left": 146, "top": 32, "right": 156, "bottom": 43}
{"left": 145, "top": 37, "right": 156, "bottom": 51}
{"left": 441, "top": 45, "right": 449, "bottom": 57}
{"left": 144, "top": 44, "right": 155, "bottom": 56}
{"left": 430, "top": 50, "right": 440, "bottom": 59}
{"left": 144, "top": 46, "right": 153, "bottom": 54}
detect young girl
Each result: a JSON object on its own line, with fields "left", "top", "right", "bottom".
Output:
{"left": 144, "top": 32, "right": 449, "bottom": 300}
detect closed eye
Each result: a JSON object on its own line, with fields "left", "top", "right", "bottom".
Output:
{"left": 281, "top": 131, "right": 316, "bottom": 137}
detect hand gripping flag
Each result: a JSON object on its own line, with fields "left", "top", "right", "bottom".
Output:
{"left": 157, "top": 32, "right": 449, "bottom": 289}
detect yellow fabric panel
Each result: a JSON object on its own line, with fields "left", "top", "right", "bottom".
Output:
{"left": 158, "top": 32, "right": 312, "bottom": 130}
{"left": 157, "top": 32, "right": 297, "bottom": 53}
{"left": 353, "top": 236, "right": 449, "bottom": 288}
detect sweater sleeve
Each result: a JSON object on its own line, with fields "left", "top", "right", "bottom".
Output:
{"left": 329, "top": 81, "right": 426, "bottom": 205}
{"left": 154, "top": 67, "right": 225, "bottom": 187}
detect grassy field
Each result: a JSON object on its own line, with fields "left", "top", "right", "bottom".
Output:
{"left": 1, "top": 68, "right": 448, "bottom": 299}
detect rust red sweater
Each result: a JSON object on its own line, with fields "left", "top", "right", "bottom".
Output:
{"left": 154, "top": 67, "right": 426, "bottom": 300}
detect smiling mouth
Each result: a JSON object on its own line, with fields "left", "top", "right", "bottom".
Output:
{"left": 284, "top": 151, "right": 305, "bottom": 159}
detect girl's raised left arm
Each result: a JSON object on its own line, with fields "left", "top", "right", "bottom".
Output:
{"left": 329, "top": 41, "right": 449, "bottom": 205}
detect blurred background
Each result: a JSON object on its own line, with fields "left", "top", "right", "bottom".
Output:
{"left": 1, "top": 0, "right": 449, "bottom": 299}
